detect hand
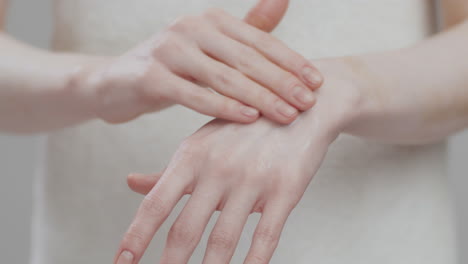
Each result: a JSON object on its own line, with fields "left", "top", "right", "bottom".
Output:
{"left": 76, "top": 0, "right": 322, "bottom": 125}
{"left": 114, "top": 59, "right": 361, "bottom": 264}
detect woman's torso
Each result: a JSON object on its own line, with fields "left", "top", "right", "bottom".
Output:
{"left": 31, "top": 1, "right": 457, "bottom": 263}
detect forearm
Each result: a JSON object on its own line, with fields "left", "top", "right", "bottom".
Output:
{"left": 341, "top": 20, "right": 468, "bottom": 144}
{"left": 0, "top": 33, "right": 103, "bottom": 133}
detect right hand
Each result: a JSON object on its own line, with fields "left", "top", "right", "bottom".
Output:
{"left": 77, "top": 1, "right": 323, "bottom": 125}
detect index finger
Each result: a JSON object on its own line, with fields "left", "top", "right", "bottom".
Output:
{"left": 115, "top": 166, "right": 190, "bottom": 264}
{"left": 207, "top": 10, "right": 323, "bottom": 89}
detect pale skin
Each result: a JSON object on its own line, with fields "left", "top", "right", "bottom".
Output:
{"left": 0, "top": 0, "right": 323, "bottom": 133}
{"left": 1, "top": 1, "right": 468, "bottom": 264}
{"left": 118, "top": 1, "right": 468, "bottom": 264}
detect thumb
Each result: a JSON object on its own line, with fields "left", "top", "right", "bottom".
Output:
{"left": 127, "top": 172, "right": 164, "bottom": 195}
{"left": 244, "top": 0, "right": 289, "bottom": 32}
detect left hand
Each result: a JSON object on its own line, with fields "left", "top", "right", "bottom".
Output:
{"left": 114, "top": 59, "right": 362, "bottom": 264}
{"left": 117, "top": 119, "right": 333, "bottom": 264}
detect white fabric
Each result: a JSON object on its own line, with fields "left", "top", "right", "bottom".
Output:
{"left": 31, "top": 1, "right": 457, "bottom": 263}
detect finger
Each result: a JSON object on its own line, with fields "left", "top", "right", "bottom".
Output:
{"left": 178, "top": 50, "right": 299, "bottom": 124}
{"left": 114, "top": 165, "right": 190, "bottom": 264}
{"left": 202, "top": 189, "right": 258, "bottom": 264}
{"left": 200, "top": 35, "right": 316, "bottom": 111}
{"left": 244, "top": 0, "right": 289, "bottom": 32}
{"left": 163, "top": 75, "right": 260, "bottom": 123}
{"left": 160, "top": 185, "right": 222, "bottom": 264}
{"left": 207, "top": 10, "right": 323, "bottom": 89}
{"left": 243, "top": 199, "right": 293, "bottom": 264}
{"left": 127, "top": 172, "right": 164, "bottom": 195}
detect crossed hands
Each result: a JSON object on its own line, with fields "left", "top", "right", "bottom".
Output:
{"left": 107, "top": 0, "right": 359, "bottom": 263}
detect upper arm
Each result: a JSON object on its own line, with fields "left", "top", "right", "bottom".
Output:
{"left": 0, "top": 0, "right": 7, "bottom": 30}
{"left": 442, "top": 0, "right": 468, "bottom": 28}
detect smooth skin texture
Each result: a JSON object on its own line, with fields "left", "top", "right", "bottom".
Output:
{"left": 117, "top": 60, "right": 352, "bottom": 264}
{"left": 118, "top": 3, "right": 468, "bottom": 264}
{"left": 0, "top": 0, "right": 322, "bottom": 133}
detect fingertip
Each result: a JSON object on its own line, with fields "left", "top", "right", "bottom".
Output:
{"left": 127, "top": 172, "right": 163, "bottom": 195}
{"left": 229, "top": 115, "right": 258, "bottom": 124}
{"left": 221, "top": 108, "right": 259, "bottom": 124}
{"left": 240, "top": 105, "right": 260, "bottom": 118}
{"left": 116, "top": 250, "right": 134, "bottom": 264}
{"left": 300, "top": 95, "right": 317, "bottom": 111}
{"left": 292, "top": 86, "right": 317, "bottom": 111}
{"left": 311, "top": 75, "right": 324, "bottom": 91}
{"left": 235, "top": 105, "right": 260, "bottom": 123}
{"left": 302, "top": 67, "right": 323, "bottom": 90}
{"left": 127, "top": 173, "right": 142, "bottom": 189}
{"left": 245, "top": 12, "right": 273, "bottom": 32}
{"left": 244, "top": 0, "right": 289, "bottom": 32}
{"left": 272, "top": 111, "right": 298, "bottom": 125}
{"left": 275, "top": 101, "right": 298, "bottom": 122}
{"left": 242, "top": 116, "right": 260, "bottom": 124}
{"left": 283, "top": 114, "right": 298, "bottom": 125}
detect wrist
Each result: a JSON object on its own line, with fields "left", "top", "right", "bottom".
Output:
{"left": 71, "top": 54, "right": 176, "bottom": 124}
{"left": 336, "top": 55, "right": 396, "bottom": 140}
{"left": 56, "top": 53, "right": 112, "bottom": 124}
{"left": 292, "top": 57, "right": 367, "bottom": 144}
{"left": 62, "top": 54, "right": 113, "bottom": 121}
{"left": 68, "top": 54, "right": 155, "bottom": 124}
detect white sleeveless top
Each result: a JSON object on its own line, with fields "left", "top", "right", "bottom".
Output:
{"left": 31, "top": 1, "right": 457, "bottom": 263}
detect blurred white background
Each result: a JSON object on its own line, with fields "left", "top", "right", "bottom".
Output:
{"left": 0, "top": 0, "right": 467, "bottom": 263}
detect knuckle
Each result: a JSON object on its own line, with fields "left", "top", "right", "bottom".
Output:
{"left": 254, "top": 225, "right": 279, "bottom": 246}
{"left": 167, "top": 222, "right": 197, "bottom": 247}
{"left": 236, "top": 47, "right": 260, "bottom": 72}
{"left": 208, "top": 230, "right": 235, "bottom": 250}
{"left": 177, "top": 138, "right": 202, "bottom": 159}
{"left": 142, "top": 194, "right": 169, "bottom": 216}
{"left": 236, "top": 55, "right": 254, "bottom": 72}
{"left": 171, "top": 138, "right": 205, "bottom": 173}
{"left": 212, "top": 68, "right": 236, "bottom": 88}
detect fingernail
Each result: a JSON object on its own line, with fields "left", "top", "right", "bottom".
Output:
{"left": 116, "top": 251, "right": 134, "bottom": 264}
{"left": 293, "top": 86, "right": 315, "bottom": 105}
{"left": 241, "top": 106, "right": 259, "bottom": 118}
{"left": 276, "top": 101, "right": 297, "bottom": 118}
{"left": 303, "top": 67, "right": 323, "bottom": 86}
